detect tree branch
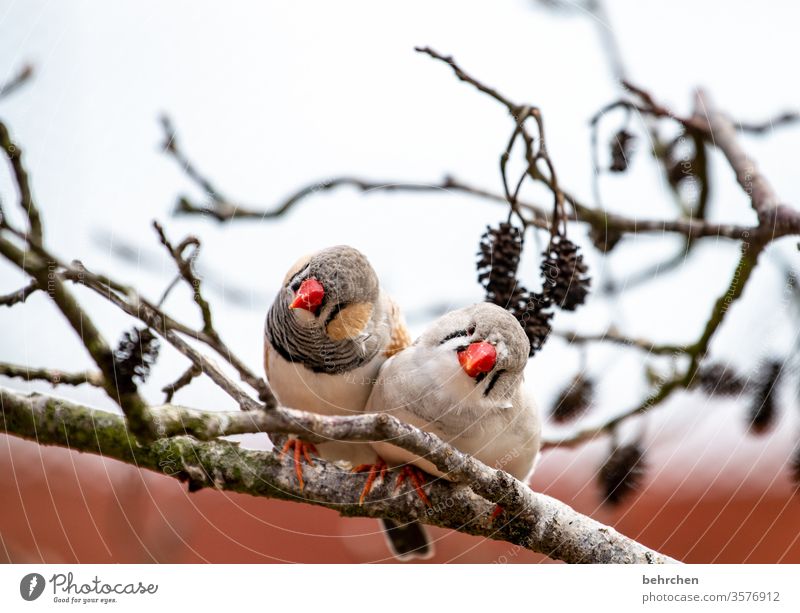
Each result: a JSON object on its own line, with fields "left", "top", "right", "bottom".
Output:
{"left": 0, "top": 385, "right": 677, "bottom": 564}
{"left": 547, "top": 90, "right": 791, "bottom": 450}
{"left": 0, "top": 279, "right": 39, "bottom": 307}
{"left": 161, "top": 364, "right": 201, "bottom": 403}
{"left": 0, "top": 120, "right": 43, "bottom": 244}
{"left": 0, "top": 362, "right": 104, "bottom": 388}
{"left": 0, "top": 234, "right": 155, "bottom": 439}
{"left": 0, "top": 63, "right": 34, "bottom": 100}
{"left": 555, "top": 329, "right": 687, "bottom": 356}
{"left": 695, "top": 90, "right": 800, "bottom": 237}
{"left": 152, "top": 221, "right": 216, "bottom": 337}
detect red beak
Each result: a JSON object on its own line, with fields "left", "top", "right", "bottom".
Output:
{"left": 458, "top": 341, "right": 497, "bottom": 378}
{"left": 290, "top": 278, "right": 325, "bottom": 312}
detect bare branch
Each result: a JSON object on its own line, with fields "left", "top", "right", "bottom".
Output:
{"left": 0, "top": 63, "right": 34, "bottom": 100}
{"left": 695, "top": 89, "right": 800, "bottom": 236}
{"left": 0, "top": 279, "right": 39, "bottom": 307}
{"left": 161, "top": 364, "right": 201, "bottom": 403}
{"left": 171, "top": 169, "right": 758, "bottom": 243}
{"left": 0, "top": 236, "right": 155, "bottom": 439}
{"left": 59, "top": 257, "right": 272, "bottom": 405}
{"left": 0, "top": 362, "right": 104, "bottom": 387}
{"left": 152, "top": 221, "right": 216, "bottom": 337}
{"left": 736, "top": 111, "right": 800, "bottom": 134}
{"left": 555, "top": 329, "right": 687, "bottom": 356}
{"left": 550, "top": 222, "right": 764, "bottom": 450}
{"left": 159, "top": 115, "right": 226, "bottom": 202}
{"left": 0, "top": 386, "right": 677, "bottom": 564}
{"left": 414, "top": 46, "right": 520, "bottom": 113}
{"left": 0, "top": 120, "right": 43, "bottom": 244}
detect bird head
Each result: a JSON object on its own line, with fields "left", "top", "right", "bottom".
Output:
{"left": 418, "top": 302, "right": 530, "bottom": 400}
{"left": 280, "top": 245, "right": 380, "bottom": 342}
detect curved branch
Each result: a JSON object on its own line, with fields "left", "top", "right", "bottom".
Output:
{"left": 0, "top": 386, "right": 677, "bottom": 564}
{"left": 0, "top": 279, "right": 39, "bottom": 307}
{"left": 0, "top": 362, "right": 104, "bottom": 388}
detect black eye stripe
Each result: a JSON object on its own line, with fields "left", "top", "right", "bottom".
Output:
{"left": 325, "top": 302, "right": 349, "bottom": 327}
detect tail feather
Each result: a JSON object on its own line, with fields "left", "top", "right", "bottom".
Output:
{"left": 380, "top": 518, "right": 434, "bottom": 561}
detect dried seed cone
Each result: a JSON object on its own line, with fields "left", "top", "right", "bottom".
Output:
{"left": 599, "top": 442, "right": 646, "bottom": 506}
{"left": 694, "top": 363, "right": 746, "bottom": 397}
{"left": 542, "top": 235, "right": 591, "bottom": 311}
{"left": 114, "top": 327, "right": 160, "bottom": 393}
{"left": 477, "top": 222, "right": 525, "bottom": 308}
{"left": 476, "top": 222, "right": 554, "bottom": 356}
{"left": 609, "top": 129, "right": 635, "bottom": 173}
{"left": 551, "top": 374, "right": 595, "bottom": 423}
{"left": 748, "top": 360, "right": 782, "bottom": 434}
{"left": 514, "top": 290, "right": 553, "bottom": 356}
{"left": 588, "top": 224, "right": 623, "bottom": 254}
{"left": 791, "top": 444, "right": 800, "bottom": 492}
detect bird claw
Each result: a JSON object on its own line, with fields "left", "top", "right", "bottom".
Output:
{"left": 280, "top": 438, "right": 318, "bottom": 490}
{"left": 395, "top": 465, "right": 432, "bottom": 507}
{"left": 352, "top": 461, "right": 431, "bottom": 507}
{"left": 490, "top": 504, "right": 504, "bottom": 523}
{"left": 352, "top": 459, "right": 388, "bottom": 505}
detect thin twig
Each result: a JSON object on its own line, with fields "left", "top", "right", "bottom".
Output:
{"left": 0, "top": 362, "right": 104, "bottom": 388}
{"left": 0, "top": 279, "right": 39, "bottom": 307}
{"left": 0, "top": 236, "right": 155, "bottom": 439}
{"left": 414, "top": 46, "right": 520, "bottom": 113}
{"left": 0, "top": 120, "right": 43, "bottom": 244}
{"left": 0, "top": 64, "right": 34, "bottom": 100}
{"left": 66, "top": 257, "right": 274, "bottom": 406}
{"left": 555, "top": 330, "right": 687, "bottom": 356}
{"left": 161, "top": 364, "right": 202, "bottom": 403}
{"left": 152, "top": 221, "right": 216, "bottom": 337}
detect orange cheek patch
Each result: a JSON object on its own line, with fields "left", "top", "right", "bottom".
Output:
{"left": 326, "top": 302, "right": 373, "bottom": 341}
{"left": 384, "top": 321, "right": 412, "bottom": 357}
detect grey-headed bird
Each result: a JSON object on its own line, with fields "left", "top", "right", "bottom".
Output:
{"left": 264, "top": 245, "right": 410, "bottom": 486}
{"left": 363, "top": 302, "right": 541, "bottom": 560}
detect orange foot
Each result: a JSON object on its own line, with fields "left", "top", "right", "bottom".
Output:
{"left": 395, "top": 465, "right": 432, "bottom": 507}
{"left": 490, "top": 504, "right": 504, "bottom": 523}
{"left": 280, "top": 438, "right": 318, "bottom": 490}
{"left": 352, "top": 459, "right": 388, "bottom": 505}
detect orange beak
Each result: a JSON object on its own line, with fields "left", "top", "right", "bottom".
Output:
{"left": 457, "top": 341, "right": 497, "bottom": 378}
{"left": 290, "top": 278, "right": 325, "bottom": 312}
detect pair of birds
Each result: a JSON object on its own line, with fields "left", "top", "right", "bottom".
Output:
{"left": 264, "top": 246, "right": 541, "bottom": 560}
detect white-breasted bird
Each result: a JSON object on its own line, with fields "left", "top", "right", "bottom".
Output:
{"left": 264, "top": 245, "right": 410, "bottom": 485}
{"left": 363, "top": 302, "right": 541, "bottom": 560}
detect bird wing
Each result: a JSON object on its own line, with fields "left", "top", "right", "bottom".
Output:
{"left": 383, "top": 296, "right": 412, "bottom": 358}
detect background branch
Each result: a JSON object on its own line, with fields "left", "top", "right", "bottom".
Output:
{"left": 0, "top": 279, "right": 39, "bottom": 307}
{"left": 0, "top": 362, "right": 104, "bottom": 387}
